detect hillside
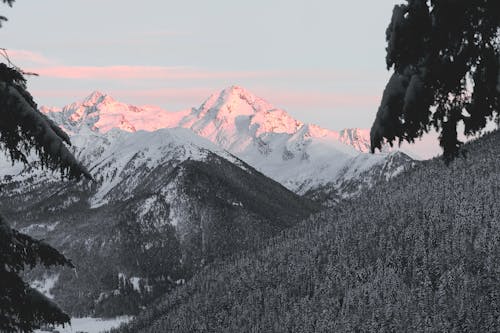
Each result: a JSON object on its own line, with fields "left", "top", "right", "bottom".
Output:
{"left": 0, "top": 127, "right": 317, "bottom": 316}
{"left": 0, "top": 87, "right": 407, "bottom": 317}
{"left": 0, "top": 86, "right": 409, "bottom": 317}
{"left": 116, "top": 130, "right": 500, "bottom": 332}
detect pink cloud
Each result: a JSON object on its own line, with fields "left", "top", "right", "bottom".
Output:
{"left": 29, "top": 66, "right": 261, "bottom": 80}
{"left": 259, "top": 90, "right": 382, "bottom": 109}
{"left": 30, "top": 89, "right": 93, "bottom": 99}
{"left": 31, "top": 87, "right": 381, "bottom": 113}
{"left": 31, "top": 88, "right": 213, "bottom": 107}
{"left": 109, "top": 88, "right": 214, "bottom": 105}
{"left": 2, "top": 49, "right": 55, "bottom": 65}
{"left": 27, "top": 65, "right": 373, "bottom": 81}
{"left": 31, "top": 66, "right": 182, "bottom": 79}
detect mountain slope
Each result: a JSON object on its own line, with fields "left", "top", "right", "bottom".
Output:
{"left": 178, "top": 86, "right": 405, "bottom": 193}
{"left": 303, "top": 150, "right": 414, "bottom": 205}
{"left": 338, "top": 128, "right": 371, "bottom": 152}
{"left": 39, "top": 87, "right": 413, "bottom": 198}
{"left": 0, "top": 86, "right": 412, "bottom": 315}
{"left": 40, "top": 91, "right": 187, "bottom": 134}
{"left": 116, "top": 130, "right": 500, "bottom": 333}
{"left": 1, "top": 126, "right": 317, "bottom": 316}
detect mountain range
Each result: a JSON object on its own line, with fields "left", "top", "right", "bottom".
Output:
{"left": 0, "top": 86, "right": 414, "bottom": 315}
{"left": 36, "top": 85, "right": 412, "bottom": 197}
{"left": 115, "top": 123, "right": 500, "bottom": 333}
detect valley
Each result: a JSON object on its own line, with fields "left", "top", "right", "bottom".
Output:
{"left": 1, "top": 86, "right": 406, "bottom": 317}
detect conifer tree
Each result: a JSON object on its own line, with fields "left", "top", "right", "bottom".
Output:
{"left": 371, "top": 0, "right": 500, "bottom": 161}
{"left": 0, "top": 1, "right": 91, "bottom": 331}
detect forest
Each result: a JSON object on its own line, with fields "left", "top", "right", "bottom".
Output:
{"left": 116, "top": 130, "right": 500, "bottom": 332}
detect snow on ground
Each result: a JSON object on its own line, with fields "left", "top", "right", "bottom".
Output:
{"left": 35, "top": 316, "right": 132, "bottom": 333}
{"left": 30, "top": 274, "right": 59, "bottom": 299}
{"left": 20, "top": 222, "right": 60, "bottom": 234}
{"left": 84, "top": 127, "right": 236, "bottom": 208}
{"left": 129, "top": 277, "right": 141, "bottom": 292}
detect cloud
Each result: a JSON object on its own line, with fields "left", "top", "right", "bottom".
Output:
{"left": 261, "top": 90, "right": 382, "bottom": 109}
{"left": 31, "top": 66, "right": 189, "bottom": 80}
{"left": 20, "top": 48, "right": 384, "bottom": 120}
{"left": 109, "top": 88, "right": 214, "bottom": 105}
{"left": 31, "top": 86, "right": 381, "bottom": 114}
{"left": 30, "top": 89, "right": 92, "bottom": 99}
{"left": 30, "top": 65, "right": 245, "bottom": 80}
{"left": 2, "top": 49, "right": 55, "bottom": 66}
{"left": 31, "top": 87, "right": 213, "bottom": 107}
{"left": 12, "top": 48, "right": 382, "bottom": 82}
{"left": 27, "top": 65, "right": 375, "bottom": 81}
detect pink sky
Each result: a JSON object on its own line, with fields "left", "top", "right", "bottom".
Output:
{"left": 1, "top": 0, "right": 449, "bottom": 160}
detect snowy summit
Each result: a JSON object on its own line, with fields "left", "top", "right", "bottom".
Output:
{"left": 37, "top": 86, "right": 408, "bottom": 194}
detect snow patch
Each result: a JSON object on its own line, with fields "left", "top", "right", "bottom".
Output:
{"left": 129, "top": 277, "right": 141, "bottom": 292}
{"left": 35, "top": 316, "right": 132, "bottom": 333}
{"left": 20, "top": 222, "right": 60, "bottom": 234}
{"left": 30, "top": 274, "right": 59, "bottom": 299}
{"left": 118, "top": 273, "right": 143, "bottom": 292}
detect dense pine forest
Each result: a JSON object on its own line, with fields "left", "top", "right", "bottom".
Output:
{"left": 115, "top": 130, "right": 500, "bottom": 333}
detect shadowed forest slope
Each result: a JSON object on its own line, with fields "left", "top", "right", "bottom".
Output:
{"left": 0, "top": 144, "right": 317, "bottom": 317}
{"left": 117, "top": 130, "right": 500, "bottom": 333}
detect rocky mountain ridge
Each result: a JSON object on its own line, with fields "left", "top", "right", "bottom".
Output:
{"left": 36, "top": 86, "right": 412, "bottom": 196}
{"left": 0, "top": 86, "right": 414, "bottom": 316}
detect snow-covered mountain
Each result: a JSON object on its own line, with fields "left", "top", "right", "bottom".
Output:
{"left": 38, "top": 86, "right": 412, "bottom": 196}
{"left": 178, "top": 86, "right": 411, "bottom": 193}
{"left": 338, "top": 128, "right": 371, "bottom": 153}
{"left": 1, "top": 122, "right": 316, "bottom": 316}
{"left": 40, "top": 91, "right": 187, "bottom": 134}
{"left": 0, "top": 86, "right": 415, "bottom": 316}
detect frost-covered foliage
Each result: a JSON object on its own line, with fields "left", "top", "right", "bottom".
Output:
{"left": 0, "top": 215, "right": 73, "bottom": 332}
{"left": 0, "top": 2, "right": 90, "bottom": 331}
{"left": 118, "top": 130, "right": 500, "bottom": 332}
{"left": 0, "top": 64, "right": 90, "bottom": 179}
{"left": 371, "top": 0, "right": 500, "bottom": 162}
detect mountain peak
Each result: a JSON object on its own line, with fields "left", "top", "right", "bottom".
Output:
{"left": 219, "top": 85, "right": 260, "bottom": 102}
{"left": 82, "top": 91, "right": 113, "bottom": 105}
{"left": 339, "top": 128, "right": 371, "bottom": 153}
{"left": 221, "top": 85, "right": 249, "bottom": 95}
{"left": 179, "top": 86, "right": 303, "bottom": 147}
{"left": 197, "top": 85, "right": 274, "bottom": 116}
{"left": 42, "top": 88, "right": 387, "bottom": 157}
{"left": 339, "top": 128, "right": 370, "bottom": 137}
{"left": 43, "top": 92, "right": 186, "bottom": 134}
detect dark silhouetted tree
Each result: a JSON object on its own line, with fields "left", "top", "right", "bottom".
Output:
{"left": 0, "top": 1, "right": 91, "bottom": 332}
{"left": 371, "top": 0, "right": 500, "bottom": 161}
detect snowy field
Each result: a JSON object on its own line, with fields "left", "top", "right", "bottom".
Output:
{"left": 35, "top": 316, "right": 132, "bottom": 333}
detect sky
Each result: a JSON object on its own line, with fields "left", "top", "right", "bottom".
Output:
{"left": 0, "top": 0, "right": 447, "bottom": 158}
{"left": 0, "top": 0, "right": 406, "bottom": 129}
